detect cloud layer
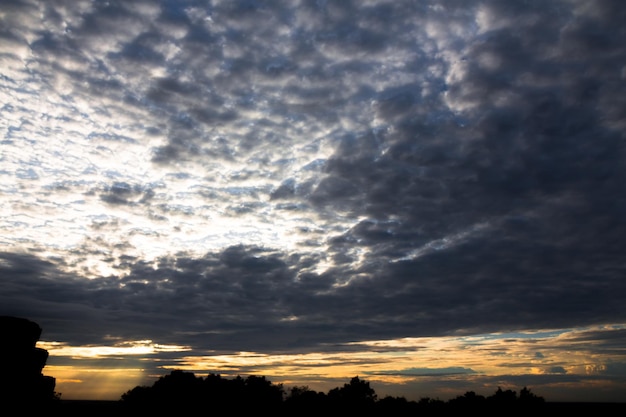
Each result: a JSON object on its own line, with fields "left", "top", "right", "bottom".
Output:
{"left": 1, "top": 0, "right": 626, "bottom": 401}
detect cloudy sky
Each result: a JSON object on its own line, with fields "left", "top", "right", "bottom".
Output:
{"left": 2, "top": 0, "right": 626, "bottom": 402}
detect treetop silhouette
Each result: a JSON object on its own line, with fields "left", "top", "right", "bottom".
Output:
{"left": 120, "top": 370, "right": 546, "bottom": 414}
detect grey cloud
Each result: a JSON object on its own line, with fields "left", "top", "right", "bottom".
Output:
{"left": 306, "top": 0, "right": 626, "bottom": 331}
{"left": 218, "top": 244, "right": 287, "bottom": 273}
{"left": 0, "top": 252, "right": 57, "bottom": 279}
{"left": 55, "top": 216, "right": 617, "bottom": 350}
{"left": 546, "top": 367, "right": 567, "bottom": 375}
{"left": 2, "top": 3, "right": 626, "bottom": 401}
{"left": 601, "top": 363, "right": 626, "bottom": 377}
{"left": 100, "top": 182, "right": 155, "bottom": 205}
{"left": 151, "top": 143, "right": 182, "bottom": 163}
{"left": 0, "top": 242, "right": 529, "bottom": 350}
{"left": 69, "top": 1, "right": 414, "bottom": 167}
{"left": 269, "top": 178, "right": 296, "bottom": 200}
{"left": 112, "top": 32, "right": 167, "bottom": 64}
{"left": 309, "top": 175, "right": 361, "bottom": 209}
{"left": 0, "top": 252, "right": 116, "bottom": 341}
{"left": 72, "top": 0, "right": 150, "bottom": 38}
{"left": 561, "top": 329, "right": 626, "bottom": 354}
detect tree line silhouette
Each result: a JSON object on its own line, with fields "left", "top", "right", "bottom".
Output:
{"left": 3, "top": 317, "right": 622, "bottom": 415}
{"left": 119, "top": 369, "right": 546, "bottom": 415}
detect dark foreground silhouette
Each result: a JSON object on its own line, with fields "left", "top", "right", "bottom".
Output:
{"left": 2, "top": 317, "right": 625, "bottom": 416}
{"left": 117, "top": 371, "right": 552, "bottom": 415}
{"left": 74, "top": 370, "right": 624, "bottom": 416}
{"left": 0, "top": 316, "right": 58, "bottom": 411}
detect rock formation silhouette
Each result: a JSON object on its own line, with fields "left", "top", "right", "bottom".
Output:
{"left": 0, "top": 316, "right": 57, "bottom": 406}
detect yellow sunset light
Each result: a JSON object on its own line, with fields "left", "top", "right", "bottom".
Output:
{"left": 39, "top": 340, "right": 191, "bottom": 358}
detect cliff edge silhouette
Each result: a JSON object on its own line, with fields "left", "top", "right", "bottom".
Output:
{"left": 0, "top": 316, "right": 57, "bottom": 407}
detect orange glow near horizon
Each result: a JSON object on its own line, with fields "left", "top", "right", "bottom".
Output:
{"left": 46, "top": 365, "right": 147, "bottom": 400}
{"left": 168, "top": 336, "right": 500, "bottom": 383}
{"left": 38, "top": 325, "right": 626, "bottom": 401}
{"left": 39, "top": 339, "right": 192, "bottom": 400}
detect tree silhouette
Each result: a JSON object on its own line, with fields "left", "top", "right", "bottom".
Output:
{"left": 121, "top": 371, "right": 284, "bottom": 413}
{"left": 119, "top": 370, "right": 550, "bottom": 415}
{"left": 375, "top": 395, "right": 421, "bottom": 415}
{"left": 284, "top": 385, "right": 328, "bottom": 412}
{"left": 121, "top": 370, "right": 204, "bottom": 412}
{"left": 488, "top": 386, "right": 518, "bottom": 406}
{"left": 327, "top": 376, "right": 377, "bottom": 412}
{"left": 519, "top": 386, "right": 545, "bottom": 406}
{"left": 448, "top": 390, "right": 487, "bottom": 411}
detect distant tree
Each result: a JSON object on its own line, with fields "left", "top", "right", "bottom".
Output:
{"left": 202, "top": 373, "right": 232, "bottom": 404}
{"left": 482, "top": 386, "right": 545, "bottom": 412}
{"left": 151, "top": 370, "right": 204, "bottom": 404}
{"left": 286, "top": 385, "right": 311, "bottom": 400}
{"left": 120, "top": 384, "right": 152, "bottom": 404}
{"left": 448, "top": 390, "right": 487, "bottom": 410}
{"left": 284, "top": 385, "right": 328, "bottom": 412}
{"left": 519, "top": 386, "right": 545, "bottom": 404}
{"left": 518, "top": 385, "right": 546, "bottom": 411}
{"left": 242, "top": 375, "right": 284, "bottom": 411}
{"left": 119, "top": 370, "right": 548, "bottom": 414}
{"left": 375, "top": 395, "right": 420, "bottom": 415}
{"left": 120, "top": 370, "right": 203, "bottom": 412}
{"left": 488, "top": 386, "right": 518, "bottom": 404}
{"left": 120, "top": 371, "right": 284, "bottom": 413}
{"left": 416, "top": 396, "right": 446, "bottom": 413}
{"left": 327, "top": 376, "right": 377, "bottom": 412}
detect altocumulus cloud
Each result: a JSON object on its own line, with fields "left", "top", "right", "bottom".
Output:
{"left": 1, "top": 0, "right": 626, "bottom": 394}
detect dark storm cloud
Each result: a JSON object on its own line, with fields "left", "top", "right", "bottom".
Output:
{"left": 313, "top": 0, "right": 626, "bottom": 334}
{"left": 0, "top": 252, "right": 115, "bottom": 340}
{"left": 3, "top": 237, "right": 624, "bottom": 354}
{"left": 1, "top": 0, "right": 626, "bottom": 364}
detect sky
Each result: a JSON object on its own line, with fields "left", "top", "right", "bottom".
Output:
{"left": 1, "top": 0, "right": 626, "bottom": 403}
